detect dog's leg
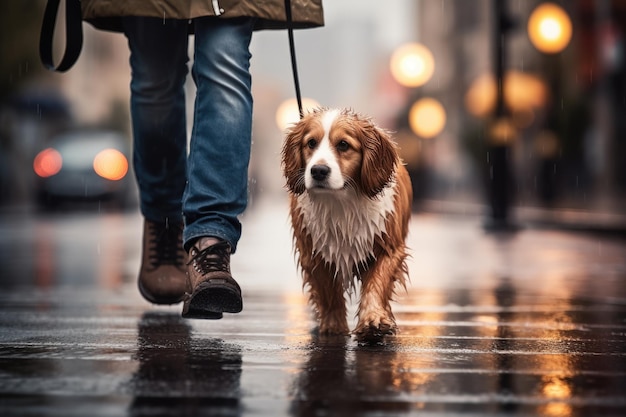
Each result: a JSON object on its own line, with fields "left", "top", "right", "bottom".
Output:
{"left": 354, "top": 253, "right": 405, "bottom": 340}
{"left": 305, "top": 265, "right": 350, "bottom": 335}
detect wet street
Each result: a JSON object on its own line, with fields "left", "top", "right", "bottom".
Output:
{"left": 0, "top": 200, "right": 625, "bottom": 416}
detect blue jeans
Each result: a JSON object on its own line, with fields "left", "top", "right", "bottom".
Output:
{"left": 123, "top": 16, "right": 255, "bottom": 252}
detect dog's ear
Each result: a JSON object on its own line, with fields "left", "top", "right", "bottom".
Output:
{"left": 281, "top": 119, "right": 308, "bottom": 195}
{"left": 357, "top": 118, "right": 397, "bottom": 198}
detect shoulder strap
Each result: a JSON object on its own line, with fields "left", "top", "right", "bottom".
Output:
{"left": 284, "top": 0, "right": 303, "bottom": 119}
{"left": 39, "top": 0, "right": 83, "bottom": 72}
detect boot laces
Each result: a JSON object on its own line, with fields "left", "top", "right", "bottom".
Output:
{"left": 188, "top": 241, "right": 231, "bottom": 275}
{"left": 148, "top": 221, "right": 184, "bottom": 267}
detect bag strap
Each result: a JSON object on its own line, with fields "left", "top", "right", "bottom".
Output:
{"left": 39, "top": 0, "right": 83, "bottom": 72}
{"left": 284, "top": 0, "right": 304, "bottom": 119}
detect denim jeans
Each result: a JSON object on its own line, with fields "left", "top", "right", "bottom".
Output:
{"left": 123, "top": 16, "right": 255, "bottom": 252}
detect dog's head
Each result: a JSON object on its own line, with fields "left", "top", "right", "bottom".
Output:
{"left": 281, "top": 108, "right": 397, "bottom": 198}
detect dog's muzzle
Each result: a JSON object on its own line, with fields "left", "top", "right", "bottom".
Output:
{"left": 310, "top": 164, "right": 331, "bottom": 182}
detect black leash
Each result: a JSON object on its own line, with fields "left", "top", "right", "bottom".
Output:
{"left": 39, "top": 0, "right": 83, "bottom": 72}
{"left": 284, "top": 0, "right": 304, "bottom": 119}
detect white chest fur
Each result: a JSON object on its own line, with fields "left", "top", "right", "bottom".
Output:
{"left": 295, "top": 182, "right": 396, "bottom": 290}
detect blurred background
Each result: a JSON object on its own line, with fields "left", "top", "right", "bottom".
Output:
{"left": 1, "top": 0, "right": 625, "bottom": 230}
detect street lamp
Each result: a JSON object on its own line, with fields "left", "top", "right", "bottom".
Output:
{"left": 390, "top": 43, "right": 435, "bottom": 88}
{"left": 527, "top": 3, "right": 572, "bottom": 206}
{"left": 528, "top": 3, "right": 572, "bottom": 54}
{"left": 487, "top": 0, "right": 517, "bottom": 229}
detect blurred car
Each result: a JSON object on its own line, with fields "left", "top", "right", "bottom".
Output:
{"left": 33, "top": 130, "right": 135, "bottom": 209}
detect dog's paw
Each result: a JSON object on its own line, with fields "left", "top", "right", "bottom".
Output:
{"left": 318, "top": 317, "right": 350, "bottom": 336}
{"left": 354, "top": 316, "right": 396, "bottom": 344}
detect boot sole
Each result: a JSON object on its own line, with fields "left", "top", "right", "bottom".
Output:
{"left": 182, "top": 281, "right": 242, "bottom": 319}
{"left": 138, "top": 279, "right": 186, "bottom": 305}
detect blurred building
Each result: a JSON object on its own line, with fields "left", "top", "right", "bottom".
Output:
{"left": 401, "top": 0, "right": 625, "bottom": 216}
{"left": 3, "top": 0, "right": 624, "bottom": 220}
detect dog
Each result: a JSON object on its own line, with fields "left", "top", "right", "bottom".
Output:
{"left": 281, "top": 108, "right": 412, "bottom": 341}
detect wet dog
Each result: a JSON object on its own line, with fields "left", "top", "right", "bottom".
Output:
{"left": 281, "top": 108, "right": 412, "bottom": 341}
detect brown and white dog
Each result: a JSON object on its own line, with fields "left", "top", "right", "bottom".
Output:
{"left": 281, "top": 108, "right": 412, "bottom": 340}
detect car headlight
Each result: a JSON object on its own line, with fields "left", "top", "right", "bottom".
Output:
{"left": 93, "top": 149, "right": 129, "bottom": 181}
{"left": 34, "top": 148, "right": 63, "bottom": 178}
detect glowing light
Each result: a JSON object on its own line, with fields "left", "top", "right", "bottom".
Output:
{"left": 276, "top": 97, "right": 321, "bottom": 131}
{"left": 409, "top": 98, "right": 446, "bottom": 139}
{"left": 489, "top": 118, "right": 517, "bottom": 145}
{"left": 541, "top": 376, "right": 573, "bottom": 416}
{"left": 541, "top": 18, "right": 562, "bottom": 41}
{"left": 390, "top": 43, "right": 435, "bottom": 87}
{"left": 33, "top": 148, "right": 62, "bottom": 178}
{"left": 528, "top": 3, "right": 572, "bottom": 53}
{"left": 465, "top": 71, "right": 548, "bottom": 118}
{"left": 93, "top": 149, "right": 128, "bottom": 181}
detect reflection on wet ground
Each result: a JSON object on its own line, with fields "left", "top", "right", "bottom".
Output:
{"left": 129, "top": 312, "right": 243, "bottom": 416}
{"left": 0, "top": 207, "right": 624, "bottom": 416}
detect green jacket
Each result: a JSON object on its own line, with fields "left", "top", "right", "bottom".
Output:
{"left": 82, "top": 0, "right": 324, "bottom": 32}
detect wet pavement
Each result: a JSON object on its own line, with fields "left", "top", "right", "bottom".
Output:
{"left": 0, "top": 200, "right": 625, "bottom": 416}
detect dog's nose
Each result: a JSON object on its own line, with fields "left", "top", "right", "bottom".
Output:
{"left": 310, "top": 164, "right": 330, "bottom": 181}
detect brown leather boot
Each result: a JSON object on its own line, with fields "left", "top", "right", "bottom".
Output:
{"left": 138, "top": 219, "right": 187, "bottom": 304}
{"left": 182, "top": 238, "right": 242, "bottom": 319}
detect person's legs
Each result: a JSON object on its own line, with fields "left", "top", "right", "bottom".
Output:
{"left": 182, "top": 17, "right": 256, "bottom": 318}
{"left": 182, "top": 16, "right": 256, "bottom": 252}
{"left": 123, "top": 17, "right": 190, "bottom": 304}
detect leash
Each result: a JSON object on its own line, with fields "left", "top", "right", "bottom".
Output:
{"left": 39, "top": 0, "right": 83, "bottom": 72}
{"left": 284, "top": 0, "right": 304, "bottom": 119}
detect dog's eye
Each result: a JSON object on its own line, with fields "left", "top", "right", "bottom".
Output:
{"left": 336, "top": 140, "right": 350, "bottom": 152}
{"left": 306, "top": 138, "right": 318, "bottom": 149}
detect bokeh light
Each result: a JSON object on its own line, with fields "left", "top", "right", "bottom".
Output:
{"left": 528, "top": 3, "right": 572, "bottom": 53}
{"left": 489, "top": 118, "right": 517, "bottom": 145}
{"left": 93, "top": 149, "right": 128, "bottom": 181}
{"left": 409, "top": 98, "right": 446, "bottom": 139}
{"left": 33, "top": 148, "right": 63, "bottom": 178}
{"left": 276, "top": 97, "right": 321, "bottom": 131}
{"left": 465, "top": 71, "right": 548, "bottom": 118}
{"left": 390, "top": 43, "right": 435, "bottom": 88}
